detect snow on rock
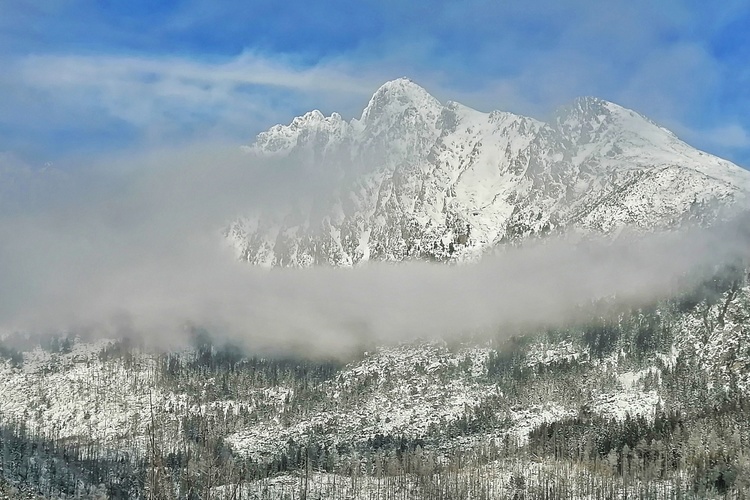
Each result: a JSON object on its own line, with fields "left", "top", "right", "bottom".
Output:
{"left": 229, "top": 79, "right": 750, "bottom": 267}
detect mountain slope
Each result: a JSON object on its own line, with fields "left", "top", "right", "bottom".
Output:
{"left": 1, "top": 265, "right": 749, "bottom": 497}
{"left": 228, "top": 78, "right": 750, "bottom": 267}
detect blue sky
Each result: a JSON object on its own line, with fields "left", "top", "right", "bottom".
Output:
{"left": 2, "top": 0, "right": 749, "bottom": 167}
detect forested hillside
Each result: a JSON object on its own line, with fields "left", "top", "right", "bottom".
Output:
{"left": 0, "top": 261, "right": 748, "bottom": 498}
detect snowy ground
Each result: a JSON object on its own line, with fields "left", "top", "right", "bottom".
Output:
{"left": 0, "top": 335, "right": 675, "bottom": 466}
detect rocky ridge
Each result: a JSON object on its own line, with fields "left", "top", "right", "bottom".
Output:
{"left": 228, "top": 78, "right": 750, "bottom": 267}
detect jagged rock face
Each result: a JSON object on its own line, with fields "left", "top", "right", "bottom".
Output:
{"left": 229, "top": 78, "right": 750, "bottom": 267}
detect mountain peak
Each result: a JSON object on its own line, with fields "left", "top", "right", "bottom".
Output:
{"left": 373, "top": 77, "right": 430, "bottom": 97}
{"left": 571, "top": 95, "right": 609, "bottom": 108}
{"left": 360, "top": 78, "right": 441, "bottom": 123}
{"left": 549, "top": 95, "right": 679, "bottom": 151}
{"left": 556, "top": 96, "right": 657, "bottom": 127}
{"left": 555, "top": 96, "right": 617, "bottom": 122}
{"left": 290, "top": 109, "right": 325, "bottom": 127}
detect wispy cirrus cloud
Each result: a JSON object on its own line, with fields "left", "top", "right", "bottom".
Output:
{"left": 17, "top": 52, "right": 374, "bottom": 96}
{"left": 4, "top": 52, "right": 383, "bottom": 150}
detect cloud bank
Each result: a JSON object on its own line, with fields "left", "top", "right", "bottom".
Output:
{"left": 0, "top": 146, "right": 747, "bottom": 357}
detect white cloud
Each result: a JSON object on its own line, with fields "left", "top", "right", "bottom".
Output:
{"left": 703, "top": 124, "right": 750, "bottom": 149}
{"left": 9, "top": 52, "right": 385, "bottom": 143}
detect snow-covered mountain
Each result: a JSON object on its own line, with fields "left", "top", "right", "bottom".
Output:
{"left": 228, "top": 78, "right": 750, "bottom": 267}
